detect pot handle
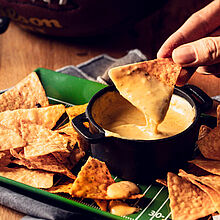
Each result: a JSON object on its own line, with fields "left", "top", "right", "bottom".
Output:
{"left": 72, "top": 112, "right": 105, "bottom": 143}
{"left": 179, "top": 84, "right": 213, "bottom": 113}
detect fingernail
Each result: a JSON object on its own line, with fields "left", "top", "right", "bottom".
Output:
{"left": 173, "top": 45, "right": 196, "bottom": 65}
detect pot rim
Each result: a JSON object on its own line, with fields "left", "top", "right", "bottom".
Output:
{"left": 86, "top": 85, "right": 201, "bottom": 143}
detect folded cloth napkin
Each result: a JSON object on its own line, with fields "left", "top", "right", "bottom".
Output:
{"left": 0, "top": 49, "right": 146, "bottom": 220}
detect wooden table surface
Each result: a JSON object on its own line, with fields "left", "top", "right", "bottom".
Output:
{"left": 0, "top": 0, "right": 220, "bottom": 219}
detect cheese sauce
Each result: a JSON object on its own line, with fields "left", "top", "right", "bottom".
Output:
{"left": 92, "top": 91, "right": 195, "bottom": 140}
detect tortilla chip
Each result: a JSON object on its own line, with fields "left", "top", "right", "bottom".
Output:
{"left": 156, "top": 178, "right": 167, "bottom": 187}
{"left": 47, "top": 179, "right": 73, "bottom": 194}
{"left": 0, "top": 150, "right": 13, "bottom": 167}
{"left": 189, "top": 158, "right": 220, "bottom": 175}
{"left": 70, "top": 156, "right": 115, "bottom": 199}
{"left": 56, "top": 123, "right": 78, "bottom": 136}
{"left": 69, "top": 147, "right": 85, "bottom": 168}
{"left": 197, "top": 126, "right": 220, "bottom": 160}
{"left": 179, "top": 169, "right": 220, "bottom": 194}
{"left": 198, "top": 125, "right": 212, "bottom": 140}
{"left": 94, "top": 200, "right": 109, "bottom": 211}
{"left": 0, "top": 72, "right": 49, "bottom": 113}
{"left": 12, "top": 153, "right": 76, "bottom": 179}
{"left": 179, "top": 169, "right": 220, "bottom": 212}
{"left": 20, "top": 122, "right": 69, "bottom": 159}
{"left": 0, "top": 167, "right": 54, "bottom": 188}
{"left": 108, "top": 58, "right": 181, "bottom": 124}
{"left": 10, "top": 147, "right": 24, "bottom": 160}
{"left": 0, "top": 124, "right": 26, "bottom": 151}
{"left": 192, "top": 182, "right": 220, "bottom": 214}
{"left": 56, "top": 122, "right": 88, "bottom": 153}
{"left": 167, "top": 172, "right": 216, "bottom": 220}
{"left": 0, "top": 104, "right": 65, "bottom": 131}
{"left": 66, "top": 104, "right": 88, "bottom": 121}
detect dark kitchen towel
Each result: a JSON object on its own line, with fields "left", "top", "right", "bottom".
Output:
{"left": 0, "top": 49, "right": 146, "bottom": 220}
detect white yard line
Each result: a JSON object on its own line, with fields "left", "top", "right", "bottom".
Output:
{"left": 133, "top": 184, "right": 152, "bottom": 207}
{"left": 48, "top": 97, "right": 74, "bottom": 106}
{"left": 149, "top": 196, "right": 169, "bottom": 220}
{"left": 164, "top": 212, "right": 171, "bottom": 220}
{"left": 135, "top": 186, "right": 165, "bottom": 220}
{"left": 113, "top": 176, "right": 118, "bottom": 181}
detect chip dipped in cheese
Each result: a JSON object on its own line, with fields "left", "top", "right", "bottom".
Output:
{"left": 109, "top": 58, "right": 182, "bottom": 129}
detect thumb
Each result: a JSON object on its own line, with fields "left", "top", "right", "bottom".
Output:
{"left": 172, "top": 36, "right": 220, "bottom": 67}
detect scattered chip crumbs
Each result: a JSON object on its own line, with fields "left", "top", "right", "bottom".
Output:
{"left": 0, "top": 72, "right": 49, "bottom": 112}
{"left": 0, "top": 167, "right": 54, "bottom": 188}
{"left": 197, "top": 126, "right": 220, "bottom": 160}
{"left": 70, "top": 156, "right": 115, "bottom": 199}
{"left": 167, "top": 172, "right": 216, "bottom": 220}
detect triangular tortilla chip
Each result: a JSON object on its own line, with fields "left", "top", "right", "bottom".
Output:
{"left": 167, "top": 172, "right": 216, "bottom": 220}
{"left": 70, "top": 156, "right": 115, "bottom": 199}
{"left": 47, "top": 179, "right": 73, "bottom": 194}
{"left": 189, "top": 179, "right": 220, "bottom": 214}
{"left": 179, "top": 169, "right": 220, "bottom": 194}
{"left": 12, "top": 153, "right": 76, "bottom": 179}
{"left": 20, "top": 122, "right": 69, "bottom": 158}
{"left": 0, "top": 72, "right": 49, "bottom": 112}
{"left": 0, "top": 104, "right": 65, "bottom": 131}
{"left": 66, "top": 104, "right": 88, "bottom": 121}
{"left": 0, "top": 167, "right": 54, "bottom": 188}
{"left": 198, "top": 124, "right": 212, "bottom": 141}
{"left": 197, "top": 126, "right": 220, "bottom": 160}
{"left": 109, "top": 58, "right": 181, "bottom": 124}
{"left": 56, "top": 122, "right": 88, "bottom": 153}
{"left": 178, "top": 169, "right": 220, "bottom": 212}
{"left": 189, "top": 158, "right": 220, "bottom": 175}
{"left": 0, "top": 124, "right": 26, "bottom": 151}
{"left": 56, "top": 123, "right": 78, "bottom": 136}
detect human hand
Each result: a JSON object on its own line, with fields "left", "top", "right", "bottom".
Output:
{"left": 157, "top": 0, "right": 220, "bottom": 86}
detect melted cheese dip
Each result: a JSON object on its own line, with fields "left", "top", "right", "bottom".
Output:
{"left": 92, "top": 91, "right": 195, "bottom": 140}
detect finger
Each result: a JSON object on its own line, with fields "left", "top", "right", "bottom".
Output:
{"left": 176, "top": 67, "right": 196, "bottom": 86}
{"left": 157, "top": 0, "right": 220, "bottom": 58}
{"left": 172, "top": 36, "right": 220, "bottom": 67}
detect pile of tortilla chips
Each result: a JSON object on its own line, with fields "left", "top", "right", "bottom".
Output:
{"left": 165, "top": 106, "right": 220, "bottom": 219}
{"left": 0, "top": 72, "right": 143, "bottom": 216}
{"left": 0, "top": 72, "right": 87, "bottom": 188}
{"left": 48, "top": 156, "right": 143, "bottom": 215}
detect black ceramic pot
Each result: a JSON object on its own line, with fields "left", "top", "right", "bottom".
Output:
{"left": 72, "top": 84, "right": 213, "bottom": 183}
